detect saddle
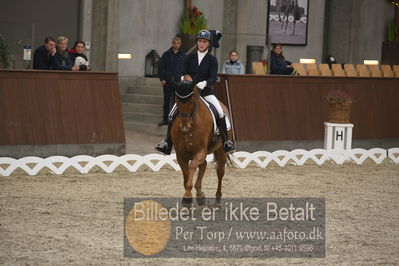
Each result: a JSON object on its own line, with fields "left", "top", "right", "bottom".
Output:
{"left": 199, "top": 97, "right": 231, "bottom": 135}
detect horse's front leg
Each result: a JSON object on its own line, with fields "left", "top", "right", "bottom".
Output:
{"left": 176, "top": 155, "right": 191, "bottom": 207}
{"left": 195, "top": 160, "right": 207, "bottom": 206}
{"left": 182, "top": 151, "right": 207, "bottom": 206}
{"left": 280, "top": 15, "right": 285, "bottom": 29}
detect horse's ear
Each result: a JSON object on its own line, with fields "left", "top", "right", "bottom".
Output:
{"left": 170, "top": 79, "right": 179, "bottom": 89}
{"left": 190, "top": 81, "right": 196, "bottom": 90}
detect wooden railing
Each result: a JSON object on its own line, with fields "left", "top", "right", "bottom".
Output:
{"left": 0, "top": 70, "right": 125, "bottom": 146}
{"left": 214, "top": 74, "right": 399, "bottom": 142}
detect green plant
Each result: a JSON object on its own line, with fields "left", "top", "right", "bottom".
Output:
{"left": 0, "top": 34, "right": 11, "bottom": 69}
{"left": 387, "top": 18, "right": 399, "bottom": 42}
{"left": 180, "top": 6, "right": 207, "bottom": 35}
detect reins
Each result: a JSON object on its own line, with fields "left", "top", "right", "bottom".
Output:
{"left": 176, "top": 86, "right": 199, "bottom": 124}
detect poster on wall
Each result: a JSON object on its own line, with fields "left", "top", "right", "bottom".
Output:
{"left": 267, "top": 0, "right": 309, "bottom": 45}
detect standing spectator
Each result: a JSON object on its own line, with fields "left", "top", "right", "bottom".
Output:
{"left": 51, "top": 36, "right": 79, "bottom": 71}
{"left": 69, "top": 41, "right": 90, "bottom": 71}
{"left": 33, "top": 37, "right": 56, "bottom": 70}
{"left": 270, "top": 44, "right": 298, "bottom": 75}
{"left": 158, "top": 36, "right": 185, "bottom": 126}
{"left": 222, "top": 50, "right": 245, "bottom": 74}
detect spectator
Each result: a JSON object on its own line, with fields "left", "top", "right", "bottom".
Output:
{"left": 158, "top": 36, "right": 185, "bottom": 126}
{"left": 33, "top": 37, "right": 56, "bottom": 70}
{"left": 69, "top": 41, "right": 90, "bottom": 71}
{"left": 51, "top": 36, "right": 79, "bottom": 71}
{"left": 222, "top": 50, "right": 245, "bottom": 74}
{"left": 270, "top": 44, "right": 298, "bottom": 75}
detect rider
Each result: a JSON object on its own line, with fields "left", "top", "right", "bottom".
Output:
{"left": 155, "top": 30, "right": 236, "bottom": 155}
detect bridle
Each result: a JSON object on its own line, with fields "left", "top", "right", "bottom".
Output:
{"left": 175, "top": 86, "right": 199, "bottom": 124}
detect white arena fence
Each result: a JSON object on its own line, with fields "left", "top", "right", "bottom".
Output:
{"left": 0, "top": 148, "right": 398, "bottom": 177}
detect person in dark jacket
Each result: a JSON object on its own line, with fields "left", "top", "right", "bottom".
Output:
{"left": 155, "top": 30, "right": 235, "bottom": 155}
{"left": 69, "top": 41, "right": 90, "bottom": 71}
{"left": 270, "top": 44, "right": 298, "bottom": 75}
{"left": 158, "top": 36, "right": 185, "bottom": 125}
{"left": 50, "top": 36, "right": 79, "bottom": 71}
{"left": 33, "top": 37, "right": 56, "bottom": 70}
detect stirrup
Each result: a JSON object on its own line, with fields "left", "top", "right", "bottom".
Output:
{"left": 155, "top": 141, "right": 172, "bottom": 155}
{"left": 223, "top": 140, "right": 236, "bottom": 154}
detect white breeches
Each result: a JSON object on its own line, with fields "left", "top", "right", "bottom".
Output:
{"left": 204, "top": 95, "right": 224, "bottom": 118}
{"left": 168, "top": 95, "right": 224, "bottom": 120}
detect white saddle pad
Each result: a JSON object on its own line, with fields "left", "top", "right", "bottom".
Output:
{"left": 200, "top": 97, "right": 231, "bottom": 135}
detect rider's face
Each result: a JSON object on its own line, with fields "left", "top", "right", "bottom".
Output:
{"left": 197, "top": 39, "right": 210, "bottom": 52}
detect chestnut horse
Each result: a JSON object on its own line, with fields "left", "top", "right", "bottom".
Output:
{"left": 172, "top": 78, "right": 232, "bottom": 207}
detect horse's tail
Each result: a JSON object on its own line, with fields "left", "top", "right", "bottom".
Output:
{"left": 227, "top": 153, "right": 239, "bottom": 168}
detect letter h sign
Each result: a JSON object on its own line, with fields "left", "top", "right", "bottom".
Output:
{"left": 324, "top": 122, "right": 354, "bottom": 151}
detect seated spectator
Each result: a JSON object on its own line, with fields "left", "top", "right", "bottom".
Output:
{"left": 222, "top": 50, "right": 245, "bottom": 74}
{"left": 33, "top": 37, "right": 56, "bottom": 70}
{"left": 270, "top": 44, "right": 298, "bottom": 75}
{"left": 50, "top": 36, "right": 79, "bottom": 71}
{"left": 69, "top": 41, "right": 90, "bottom": 71}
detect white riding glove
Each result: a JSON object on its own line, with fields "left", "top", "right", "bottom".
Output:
{"left": 196, "top": 81, "right": 207, "bottom": 90}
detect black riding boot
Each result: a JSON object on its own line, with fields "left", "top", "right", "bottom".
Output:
{"left": 155, "top": 105, "right": 179, "bottom": 155}
{"left": 217, "top": 116, "right": 236, "bottom": 154}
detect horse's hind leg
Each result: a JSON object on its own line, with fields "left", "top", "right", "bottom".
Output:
{"left": 292, "top": 21, "right": 296, "bottom": 35}
{"left": 195, "top": 160, "right": 207, "bottom": 206}
{"left": 284, "top": 14, "right": 289, "bottom": 33}
{"left": 214, "top": 148, "right": 227, "bottom": 207}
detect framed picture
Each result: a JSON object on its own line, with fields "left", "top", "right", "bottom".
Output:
{"left": 267, "top": 0, "right": 309, "bottom": 46}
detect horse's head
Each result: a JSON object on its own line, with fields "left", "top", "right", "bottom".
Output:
{"left": 172, "top": 78, "right": 199, "bottom": 132}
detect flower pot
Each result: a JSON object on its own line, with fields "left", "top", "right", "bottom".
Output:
{"left": 179, "top": 34, "right": 197, "bottom": 54}
{"left": 328, "top": 103, "right": 351, "bottom": 123}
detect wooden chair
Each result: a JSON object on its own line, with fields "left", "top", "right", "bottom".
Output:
{"left": 292, "top": 63, "right": 307, "bottom": 76}
{"left": 370, "top": 69, "right": 382, "bottom": 77}
{"left": 369, "top": 65, "right": 380, "bottom": 72}
{"left": 345, "top": 69, "right": 358, "bottom": 77}
{"left": 320, "top": 68, "right": 332, "bottom": 76}
{"left": 393, "top": 65, "right": 399, "bottom": 72}
{"left": 382, "top": 68, "right": 394, "bottom": 77}
{"left": 344, "top": 64, "right": 356, "bottom": 72}
{"left": 331, "top": 64, "right": 343, "bottom": 72}
{"left": 305, "top": 63, "right": 317, "bottom": 70}
{"left": 358, "top": 68, "right": 370, "bottom": 77}
{"left": 252, "top": 62, "right": 266, "bottom": 75}
{"left": 308, "top": 68, "right": 320, "bottom": 76}
{"left": 381, "top": 65, "right": 392, "bottom": 72}
{"left": 356, "top": 64, "right": 368, "bottom": 72}
{"left": 332, "top": 68, "right": 346, "bottom": 77}
{"left": 319, "top": 64, "right": 330, "bottom": 71}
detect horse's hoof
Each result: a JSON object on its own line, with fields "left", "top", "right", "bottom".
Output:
{"left": 182, "top": 197, "right": 193, "bottom": 208}
{"left": 196, "top": 196, "right": 206, "bottom": 206}
{"left": 213, "top": 200, "right": 222, "bottom": 208}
